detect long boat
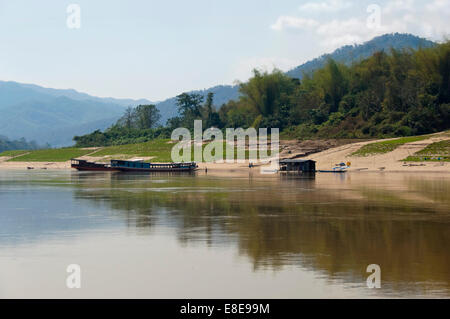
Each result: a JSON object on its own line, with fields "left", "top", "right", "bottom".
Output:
{"left": 110, "top": 159, "right": 198, "bottom": 172}
{"left": 71, "top": 159, "right": 118, "bottom": 171}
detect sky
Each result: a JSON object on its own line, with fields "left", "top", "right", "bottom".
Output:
{"left": 1, "top": 0, "right": 449, "bottom": 101}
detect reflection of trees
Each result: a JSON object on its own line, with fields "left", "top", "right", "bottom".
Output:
{"left": 72, "top": 172, "right": 450, "bottom": 292}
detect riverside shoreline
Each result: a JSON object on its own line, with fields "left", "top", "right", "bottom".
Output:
{"left": 1, "top": 134, "right": 449, "bottom": 173}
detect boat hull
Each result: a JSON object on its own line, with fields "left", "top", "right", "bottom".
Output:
{"left": 113, "top": 167, "right": 198, "bottom": 173}
{"left": 71, "top": 165, "right": 118, "bottom": 172}
{"left": 110, "top": 159, "right": 198, "bottom": 173}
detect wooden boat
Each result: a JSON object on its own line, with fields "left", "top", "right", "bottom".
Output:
{"left": 110, "top": 159, "right": 198, "bottom": 172}
{"left": 71, "top": 159, "right": 118, "bottom": 171}
{"left": 318, "top": 166, "right": 348, "bottom": 173}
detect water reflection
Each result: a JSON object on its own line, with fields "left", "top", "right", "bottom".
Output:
{"left": 0, "top": 170, "right": 449, "bottom": 297}
{"left": 70, "top": 172, "right": 450, "bottom": 294}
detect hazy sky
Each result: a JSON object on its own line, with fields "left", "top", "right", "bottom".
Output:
{"left": 1, "top": 0, "right": 449, "bottom": 101}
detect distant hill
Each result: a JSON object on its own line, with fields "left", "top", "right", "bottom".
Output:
{"left": 286, "top": 33, "right": 436, "bottom": 79}
{"left": 5, "top": 82, "right": 154, "bottom": 107}
{"left": 0, "top": 81, "right": 150, "bottom": 147}
{"left": 155, "top": 33, "right": 436, "bottom": 124}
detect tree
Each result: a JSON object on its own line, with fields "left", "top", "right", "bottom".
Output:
{"left": 176, "top": 93, "right": 204, "bottom": 119}
{"left": 203, "top": 92, "right": 214, "bottom": 126}
{"left": 438, "top": 46, "right": 450, "bottom": 104}
{"left": 119, "top": 106, "right": 136, "bottom": 129}
{"left": 322, "top": 59, "right": 348, "bottom": 113}
{"left": 201, "top": 92, "right": 222, "bottom": 127}
{"left": 135, "top": 105, "right": 161, "bottom": 129}
{"left": 239, "top": 69, "right": 296, "bottom": 117}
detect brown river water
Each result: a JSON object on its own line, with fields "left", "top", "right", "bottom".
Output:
{"left": 0, "top": 170, "right": 449, "bottom": 298}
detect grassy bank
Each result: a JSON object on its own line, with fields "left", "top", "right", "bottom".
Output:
{"left": 3, "top": 132, "right": 446, "bottom": 164}
{"left": 403, "top": 140, "right": 450, "bottom": 162}
{"left": 0, "top": 150, "right": 30, "bottom": 158}
{"left": 352, "top": 136, "right": 429, "bottom": 157}
{"left": 90, "top": 139, "right": 174, "bottom": 162}
{"left": 90, "top": 140, "right": 273, "bottom": 162}
{"left": 6, "top": 148, "right": 93, "bottom": 162}
{"left": 3, "top": 139, "right": 276, "bottom": 163}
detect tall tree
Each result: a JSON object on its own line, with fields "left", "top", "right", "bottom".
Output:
{"left": 239, "top": 69, "right": 295, "bottom": 117}
{"left": 119, "top": 106, "right": 135, "bottom": 129}
{"left": 323, "top": 59, "right": 348, "bottom": 113}
{"left": 203, "top": 92, "right": 216, "bottom": 127}
{"left": 135, "top": 105, "right": 161, "bottom": 129}
{"left": 175, "top": 93, "right": 204, "bottom": 129}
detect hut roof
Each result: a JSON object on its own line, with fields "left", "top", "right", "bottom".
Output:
{"left": 279, "top": 159, "right": 315, "bottom": 164}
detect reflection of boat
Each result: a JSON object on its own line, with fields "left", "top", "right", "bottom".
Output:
{"left": 71, "top": 159, "right": 118, "bottom": 171}
{"left": 111, "top": 159, "right": 198, "bottom": 172}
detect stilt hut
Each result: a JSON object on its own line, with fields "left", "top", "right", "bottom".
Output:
{"left": 279, "top": 159, "right": 316, "bottom": 173}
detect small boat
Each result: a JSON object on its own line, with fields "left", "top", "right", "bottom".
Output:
{"left": 319, "top": 166, "right": 348, "bottom": 173}
{"left": 71, "top": 159, "right": 118, "bottom": 171}
{"left": 110, "top": 159, "right": 198, "bottom": 172}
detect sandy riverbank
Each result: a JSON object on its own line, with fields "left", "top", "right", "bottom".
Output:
{"left": 1, "top": 134, "right": 449, "bottom": 173}
{"left": 309, "top": 134, "right": 449, "bottom": 173}
{"left": 0, "top": 160, "right": 71, "bottom": 170}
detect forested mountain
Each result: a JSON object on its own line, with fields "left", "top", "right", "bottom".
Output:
{"left": 75, "top": 39, "right": 450, "bottom": 147}
{"left": 286, "top": 33, "right": 436, "bottom": 79}
{"left": 217, "top": 41, "right": 450, "bottom": 139}
{"left": 154, "top": 33, "right": 436, "bottom": 124}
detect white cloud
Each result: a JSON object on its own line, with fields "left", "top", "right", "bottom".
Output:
{"left": 383, "top": 0, "right": 415, "bottom": 14}
{"left": 426, "top": 0, "right": 450, "bottom": 14}
{"left": 315, "top": 19, "right": 376, "bottom": 48}
{"left": 270, "top": 16, "right": 319, "bottom": 31}
{"left": 299, "top": 0, "right": 352, "bottom": 12}
{"left": 271, "top": 0, "right": 450, "bottom": 50}
{"left": 316, "top": 18, "right": 363, "bottom": 37}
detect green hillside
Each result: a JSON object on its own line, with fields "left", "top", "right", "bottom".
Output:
{"left": 286, "top": 33, "right": 435, "bottom": 79}
{"left": 91, "top": 139, "right": 174, "bottom": 162}
{"left": 75, "top": 39, "right": 450, "bottom": 148}
{"left": 154, "top": 33, "right": 436, "bottom": 125}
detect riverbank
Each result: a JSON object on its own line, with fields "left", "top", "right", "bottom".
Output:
{"left": 309, "top": 133, "right": 449, "bottom": 173}
{"left": 1, "top": 133, "right": 449, "bottom": 173}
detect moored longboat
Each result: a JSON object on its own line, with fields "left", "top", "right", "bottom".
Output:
{"left": 71, "top": 158, "right": 198, "bottom": 172}
{"left": 110, "top": 159, "right": 198, "bottom": 172}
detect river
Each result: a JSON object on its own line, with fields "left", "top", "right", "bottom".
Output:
{"left": 0, "top": 170, "right": 449, "bottom": 298}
